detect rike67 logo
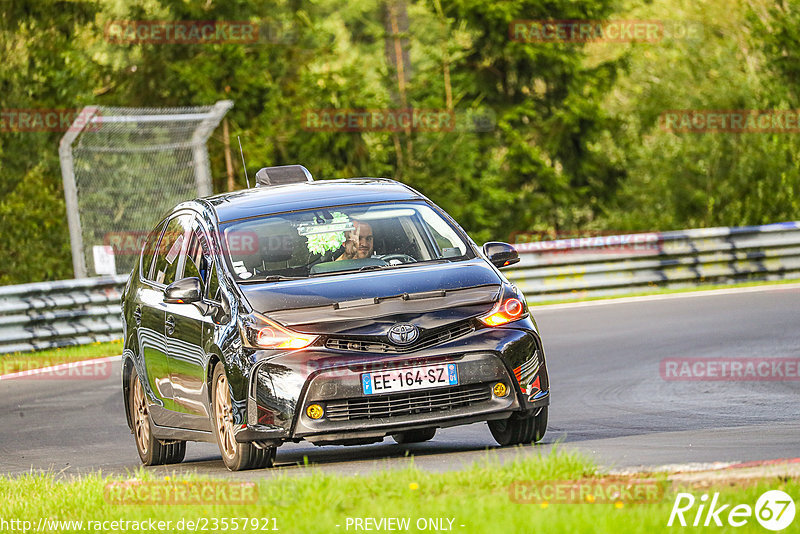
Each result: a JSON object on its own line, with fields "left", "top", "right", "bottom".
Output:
{"left": 668, "top": 490, "right": 795, "bottom": 531}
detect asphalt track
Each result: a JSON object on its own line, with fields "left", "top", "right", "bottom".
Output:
{"left": 1, "top": 284, "right": 798, "bottom": 479}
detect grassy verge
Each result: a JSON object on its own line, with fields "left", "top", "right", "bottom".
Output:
{"left": 0, "top": 451, "right": 795, "bottom": 533}
{"left": 0, "top": 340, "right": 122, "bottom": 375}
{"left": 529, "top": 278, "right": 800, "bottom": 306}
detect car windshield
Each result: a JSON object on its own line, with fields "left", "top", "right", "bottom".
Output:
{"left": 219, "top": 202, "right": 472, "bottom": 282}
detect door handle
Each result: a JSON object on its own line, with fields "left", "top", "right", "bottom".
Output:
{"left": 165, "top": 315, "right": 176, "bottom": 336}
{"left": 133, "top": 306, "right": 142, "bottom": 326}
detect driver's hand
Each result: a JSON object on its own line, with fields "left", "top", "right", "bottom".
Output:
{"left": 338, "top": 224, "right": 359, "bottom": 260}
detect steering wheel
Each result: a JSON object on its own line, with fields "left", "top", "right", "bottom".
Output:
{"left": 378, "top": 253, "right": 417, "bottom": 265}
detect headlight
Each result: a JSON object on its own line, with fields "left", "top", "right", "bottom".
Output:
{"left": 240, "top": 313, "right": 318, "bottom": 349}
{"left": 479, "top": 286, "right": 529, "bottom": 326}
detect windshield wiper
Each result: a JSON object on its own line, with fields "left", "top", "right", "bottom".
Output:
{"left": 311, "top": 258, "right": 460, "bottom": 277}
{"left": 239, "top": 275, "right": 306, "bottom": 283}
{"left": 384, "top": 258, "right": 454, "bottom": 268}
{"left": 420, "top": 258, "right": 455, "bottom": 264}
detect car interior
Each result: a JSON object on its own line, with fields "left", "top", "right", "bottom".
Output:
{"left": 223, "top": 209, "right": 445, "bottom": 280}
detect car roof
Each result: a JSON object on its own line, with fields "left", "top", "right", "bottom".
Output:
{"left": 198, "top": 178, "right": 425, "bottom": 223}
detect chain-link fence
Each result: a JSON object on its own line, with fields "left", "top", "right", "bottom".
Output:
{"left": 59, "top": 101, "right": 232, "bottom": 278}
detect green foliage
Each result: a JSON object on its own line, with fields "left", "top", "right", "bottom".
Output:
{"left": 0, "top": 0, "right": 798, "bottom": 284}
{"left": 0, "top": 165, "right": 73, "bottom": 284}
{"left": 600, "top": 0, "right": 800, "bottom": 231}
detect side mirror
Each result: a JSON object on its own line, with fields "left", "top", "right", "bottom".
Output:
{"left": 483, "top": 242, "right": 520, "bottom": 269}
{"left": 164, "top": 277, "right": 203, "bottom": 304}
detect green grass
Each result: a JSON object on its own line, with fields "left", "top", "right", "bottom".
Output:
{"left": 528, "top": 278, "right": 800, "bottom": 306}
{"left": 0, "top": 451, "right": 796, "bottom": 533}
{"left": 0, "top": 340, "right": 122, "bottom": 375}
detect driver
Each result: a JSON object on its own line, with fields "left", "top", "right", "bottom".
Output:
{"left": 335, "top": 220, "right": 374, "bottom": 260}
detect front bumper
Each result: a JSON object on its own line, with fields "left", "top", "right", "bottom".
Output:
{"left": 295, "top": 352, "right": 518, "bottom": 443}
{"left": 236, "top": 322, "right": 549, "bottom": 444}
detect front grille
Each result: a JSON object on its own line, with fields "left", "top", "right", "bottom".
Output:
{"left": 325, "top": 322, "right": 475, "bottom": 354}
{"left": 324, "top": 383, "right": 491, "bottom": 421}
{"left": 325, "top": 339, "right": 391, "bottom": 353}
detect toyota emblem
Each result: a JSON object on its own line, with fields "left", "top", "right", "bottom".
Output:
{"left": 387, "top": 323, "right": 419, "bottom": 345}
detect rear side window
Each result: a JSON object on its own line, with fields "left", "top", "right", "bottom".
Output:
{"left": 140, "top": 220, "right": 166, "bottom": 281}
{"left": 152, "top": 214, "right": 192, "bottom": 286}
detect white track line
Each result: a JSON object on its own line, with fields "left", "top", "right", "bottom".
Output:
{"left": 0, "top": 355, "right": 122, "bottom": 381}
{"left": 531, "top": 282, "right": 800, "bottom": 312}
{"left": 608, "top": 457, "right": 800, "bottom": 476}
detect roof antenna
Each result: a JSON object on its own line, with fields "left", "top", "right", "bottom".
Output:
{"left": 237, "top": 136, "right": 251, "bottom": 188}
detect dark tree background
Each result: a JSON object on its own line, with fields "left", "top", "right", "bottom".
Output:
{"left": 0, "top": 0, "right": 797, "bottom": 284}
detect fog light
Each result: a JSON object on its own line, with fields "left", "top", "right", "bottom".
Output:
{"left": 493, "top": 382, "right": 509, "bottom": 397}
{"left": 306, "top": 404, "right": 324, "bottom": 420}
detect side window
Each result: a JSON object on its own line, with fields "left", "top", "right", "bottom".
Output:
{"left": 141, "top": 220, "right": 166, "bottom": 281}
{"left": 418, "top": 207, "right": 467, "bottom": 258}
{"left": 183, "top": 222, "right": 212, "bottom": 288}
{"left": 153, "top": 214, "right": 192, "bottom": 286}
{"left": 206, "top": 262, "right": 221, "bottom": 302}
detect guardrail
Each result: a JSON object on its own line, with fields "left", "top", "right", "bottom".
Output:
{"left": 1, "top": 222, "right": 798, "bottom": 354}
{"left": 506, "top": 221, "right": 800, "bottom": 302}
{"left": 0, "top": 276, "right": 127, "bottom": 354}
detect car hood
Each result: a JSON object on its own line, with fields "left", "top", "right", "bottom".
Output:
{"left": 238, "top": 259, "right": 502, "bottom": 335}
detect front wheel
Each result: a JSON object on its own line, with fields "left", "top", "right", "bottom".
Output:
{"left": 129, "top": 367, "right": 186, "bottom": 465}
{"left": 211, "top": 363, "right": 276, "bottom": 471}
{"left": 488, "top": 407, "right": 548, "bottom": 446}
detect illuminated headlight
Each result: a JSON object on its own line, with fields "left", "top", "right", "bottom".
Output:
{"left": 240, "top": 313, "right": 318, "bottom": 350}
{"left": 479, "top": 286, "right": 529, "bottom": 327}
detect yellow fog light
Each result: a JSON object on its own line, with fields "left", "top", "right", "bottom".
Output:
{"left": 493, "top": 382, "right": 509, "bottom": 397}
{"left": 306, "top": 404, "right": 324, "bottom": 420}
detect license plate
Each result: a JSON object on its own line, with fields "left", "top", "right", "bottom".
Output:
{"left": 361, "top": 363, "right": 458, "bottom": 395}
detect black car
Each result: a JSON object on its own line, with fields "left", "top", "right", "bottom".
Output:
{"left": 121, "top": 166, "right": 549, "bottom": 471}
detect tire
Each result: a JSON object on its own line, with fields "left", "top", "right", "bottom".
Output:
{"left": 392, "top": 428, "right": 436, "bottom": 444}
{"left": 488, "top": 407, "right": 548, "bottom": 446}
{"left": 211, "top": 363, "right": 276, "bottom": 471}
{"left": 129, "top": 367, "right": 186, "bottom": 465}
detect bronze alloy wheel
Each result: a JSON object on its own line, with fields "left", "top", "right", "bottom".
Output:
{"left": 214, "top": 371, "right": 237, "bottom": 460}
{"left": 132, "top": 374, "right": 150, "bottom": 455}
{"left": 210, "top": 362, "right": 276, "bottom": 471}
{"left": 128, "top": 366, "right": 186, "bottom": 466}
